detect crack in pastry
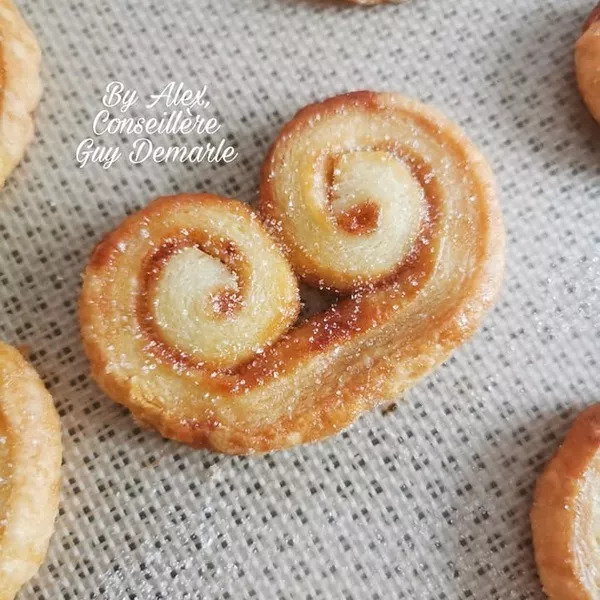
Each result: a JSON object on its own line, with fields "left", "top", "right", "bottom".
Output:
{"left": 80, "top": 92, "right": 504, "bottom": 454}
{"left": 0, "top": 343, "right": 61, "bottom": 600}
{"left": 576, "top": 2, "right": 600, "bottom": 124}
{"left": 531, "top": 404, "right": 600, "bottom": 600}
{"left": 0, "top": 0, "right": 41, "bottom": 189}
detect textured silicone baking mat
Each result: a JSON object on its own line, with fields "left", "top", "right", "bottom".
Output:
{"left": 2, "top": 0, "right": 599, "bottom": 598}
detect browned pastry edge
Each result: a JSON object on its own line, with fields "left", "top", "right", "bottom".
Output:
{"left": 530, "top": 404, "right": 600, "bottom": 600}
{"left": 575, "top": 3, "right": 600, "bottom": 124}
{"left": 583, "top": 2, "right": 600, "bottom": 31}
{"left": 345, "top": 0, "right": 402, "bottom": 5}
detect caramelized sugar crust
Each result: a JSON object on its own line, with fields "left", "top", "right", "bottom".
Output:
{"left": 531, "top": 404, "right": 600, "bottom": 600}
{"left": 576, "top": 3, "right": 600, "bottom": 124}
{"left": 0, "top": 0, "right": 42, "bottom": 188}
{"left": 80, "top": 92, "right": 504, "bottom": 454}
{"left": 0, "top": 343, "right": 61, "bottom": 600}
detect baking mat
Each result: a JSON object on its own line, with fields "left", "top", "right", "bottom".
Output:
{"left": 1, "top": 0, "right": 599, "bottom": 598}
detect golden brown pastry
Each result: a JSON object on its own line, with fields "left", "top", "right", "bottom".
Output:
{"left": 0, "top": 343, "right": 61, "bottom": 600}
{"left": 531, "top": 404, "right": 600, "bottom": 600}
{"left": 346, "top": 1, "right": 401, "bottom": 4}
{"left": 0, "top": 0, "right": 41, "bottom": 188}
{"left": 576, "top": 3, "right": 600, "bottom": 124}
{"left": 80, "top": 92, "right": 504, "bottom": 454}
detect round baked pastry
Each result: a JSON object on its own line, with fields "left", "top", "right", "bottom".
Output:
{"left": 0, "top": 0, "right": 42, "bottom": 188}
{"left": 80, "top": 92, "right": 504, "bottom": 454}
{"left": 0, "top": 343, "right": 61, "bottom": 600}
{"left": 575, "top": 3, "right": 600, "bottom": 124}
{"left": 531, "top": 404, "right": 599, "bottom": 600}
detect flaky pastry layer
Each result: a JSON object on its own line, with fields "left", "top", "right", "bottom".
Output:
{"left": 0, "top": 0, "right": 41, "bottom": 188}
{"left": 0, "top": 343, "right": 61, "bottom": 600}
{"left": 80, "top": 92, "right": 504, "bottom": 454}
{"left": 531, "top": 404, "right": 600, "bottom": 600}
{"left": 576, "top": 3, "right": 600, "bottom": 124}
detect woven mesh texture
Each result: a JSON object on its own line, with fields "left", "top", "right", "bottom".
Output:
{"left": 1, "top": 0, "right": 599, "bottom": 598}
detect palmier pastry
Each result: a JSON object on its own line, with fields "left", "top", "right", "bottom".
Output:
{"left": 531, "top": 404, "right": 600, "bottom": 600}
{"left": 576, "top": 3, "right": 600, "bottom": 124}
{"left": 0, "top": 0, "right": 41, "bottom": 188}
{"left": 0, "top": 343, "right": 61, "bottom": 600}
{"left": 80, "top": 92, "right": 504, "bottom": 454}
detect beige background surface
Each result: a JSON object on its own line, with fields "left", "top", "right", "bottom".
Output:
{"left": 1, "top": 0, "right": 599, "bottom": 598}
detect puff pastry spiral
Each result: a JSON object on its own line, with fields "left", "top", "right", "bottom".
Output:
{"left": 0, "top": 343, "right": 61, "bottom": 600}
{"left": 80, "top": 92, "right": 504, "bottom": 454}
{"left": 576, "top": 3, "right": 600, "bottom": 124}
{"left": 0, "top": 0, "right": 42, "bottom": 188}
{"left": 531, "top": 404, "right": 600, "bottom": 600}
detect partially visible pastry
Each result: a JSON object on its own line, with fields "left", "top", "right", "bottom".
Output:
{"left": 0, "top": 343, "right": 62, "bottom": 600}
{"left": 346, "top": 0, "right": 401, "bottom": 4}
{"left": 531, "top": 404, "right": 599, "bottom": 600}
{"left": 575, "top": 3, "right": 600, "bottom": 123}
{"left": 0, "top": 0, "right": 42, "bottom": 188}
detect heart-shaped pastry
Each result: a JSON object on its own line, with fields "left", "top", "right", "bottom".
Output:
{"left": 80, "top": 92, "right": 504, "bottom": 454}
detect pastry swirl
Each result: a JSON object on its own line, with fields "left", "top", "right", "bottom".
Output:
{"left": 531, "top": 404, "right": 600, "bottom": 600}
{"left": 576, "top": 3, "right": 600, "bottom": 124}
{"left": 0, "top": 343, "right": 61, "bottom": 600}
{"left": 80, "top": 92, "right": 504, "bottom": 454}
{"left": 0, "top": 0, "right": 42, "bottom": 188}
